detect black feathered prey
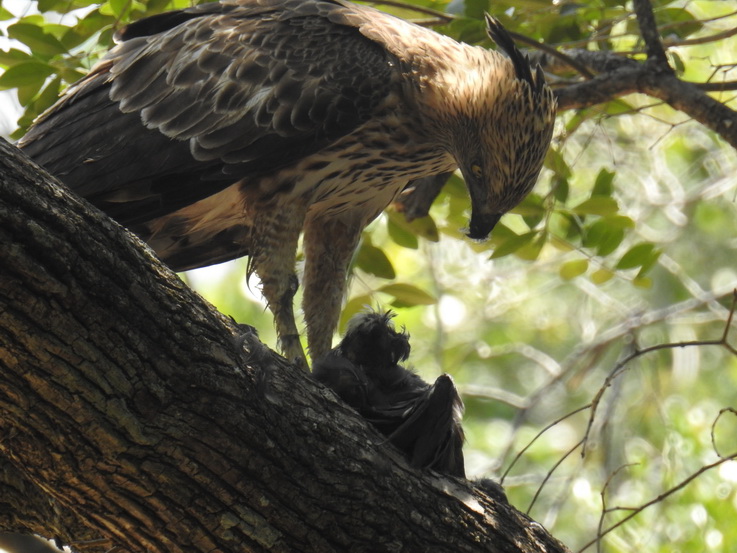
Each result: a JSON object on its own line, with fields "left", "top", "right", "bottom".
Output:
{"left": 313, "top": 310, "right": 465, "bottom": 477}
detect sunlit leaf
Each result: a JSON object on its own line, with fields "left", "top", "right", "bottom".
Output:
{"left": 0, "top": 6, "right": 15, "bottom": 20}
{"left": 339, "top": 295, "right": 373, "bottom": 334}
{"left": 0, "top": 61, "right": 54, "bottom": 90}
{"left": 515, "top": 233, "right": 546, "bottom": 261}
{"left": 590, "top": 268, "right": 614, "bottom": 285}
{"left": 387, "top": 215, "right": 419, "bottom": 249}
{"left": 560, "top": 259, "right": 588, "bottom": 280}
{"left": 8, "top": 23, "right": 68, "bottom": 57}
{"left": 379, "top": 283, "right": 436, "bottom": 307}
{"left": 489, "top": 231, "right": 536, "bottom": 259}
{"left": 545, "top": 147, "right": 572, "bottom": 179}
{"left": 0, "top": 48, "right": 33, "bottom": 67}
{"left": 570, "top": 197, "right": 619, "bottom": 216}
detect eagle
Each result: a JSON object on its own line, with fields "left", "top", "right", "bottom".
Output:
{"left": 19, "top": 0, "right": 556, "bottom": 365}
{"left": 313, "top": 310, "right": 465, "bottom": 477}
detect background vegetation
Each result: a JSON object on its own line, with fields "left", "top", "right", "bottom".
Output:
{"left": 1, "top": 0, "right": 736, "bottom": 551}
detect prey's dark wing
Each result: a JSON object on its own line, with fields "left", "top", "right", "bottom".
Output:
{"left": 20, "top": 0, "right": 394, "bottom": 226}
{"left": 386, "top": 375, "right": 465, "bottom": 477}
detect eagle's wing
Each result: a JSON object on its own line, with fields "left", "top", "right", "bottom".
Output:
{"left": 20, "top": 0, "right": 394, "bottom": 226}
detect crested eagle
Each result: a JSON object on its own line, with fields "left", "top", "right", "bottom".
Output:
{"left": 20, "top": 0, "right": 556, "bottom": 365}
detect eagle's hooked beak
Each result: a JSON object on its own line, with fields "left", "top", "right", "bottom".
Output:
{"left": 468, "top": 211, "right": 501, "bottom": 240}
{"left": 464, "top": 170, "right": 502, "bottom": 240}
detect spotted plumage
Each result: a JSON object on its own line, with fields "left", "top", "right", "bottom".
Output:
{"left": 20, "top": 0, "right": 556, "bottom": 365}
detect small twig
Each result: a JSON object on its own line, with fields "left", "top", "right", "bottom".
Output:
{"left": 508, "top": 31, "right": 595, "bottom": 79}
{"left": 502, "top": 404, "right": 590, "bottom": 483}
{"left": 711, "top": 407, "right": 737, "bottom": 458}
{"left": 526, "top": 438, "right": 586, "bottom": 515}
{"left": 663, "top": 24, "right": 737, "bottom": 47}
{"left": 578, "top": 453, "right": 737, "bottom": 552}
{"left": 596, "top": 463, "right": 638, "bottom": 553}
{"left": 581, "top": 290, "right": 737, "bottom": 456}
{"left": 368, "top": 0, "right": 454, "bottom": 21}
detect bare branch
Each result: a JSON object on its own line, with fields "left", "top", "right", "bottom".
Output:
{"left": 581, "top": 291, "right": 737, "bottom": 457}
{"left": 501, "top": 405, "right": 591, "bottom": 483}
{"left": 577, "top": 453, "right": 737, "bottom": 553}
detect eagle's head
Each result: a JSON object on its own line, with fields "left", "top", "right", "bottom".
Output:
{"left": 440, "top": 16, "right": 556, "bottom": 240}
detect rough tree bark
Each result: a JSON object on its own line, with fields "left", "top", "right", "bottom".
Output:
{"left": 0, "top": 139, "right": 570, "bottom": 552}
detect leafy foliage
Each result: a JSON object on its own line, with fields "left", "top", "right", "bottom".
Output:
{"left": 2, "top": 0, "right": 737, "bottom": 551}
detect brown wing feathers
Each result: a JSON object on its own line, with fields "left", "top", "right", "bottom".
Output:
{"left": 21, "top": 0, "right": 393, "bottom": 228}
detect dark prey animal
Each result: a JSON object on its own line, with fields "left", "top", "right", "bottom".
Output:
{"left": 19, "top": 0, "right": 556, "bottom": 365}
{"left": 313, "top": 310, "right": 465, "bottom": 477}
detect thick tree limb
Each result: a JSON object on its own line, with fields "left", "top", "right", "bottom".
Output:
{"left": 0, "top": 139, "right": 569, "bottom": 552}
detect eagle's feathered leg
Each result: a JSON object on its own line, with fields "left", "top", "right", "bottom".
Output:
{"left": 302, "top": 213, "right": 366, "bottom": 361}
{"left": 249, "top": 202, "right": 309, "bottom": 368}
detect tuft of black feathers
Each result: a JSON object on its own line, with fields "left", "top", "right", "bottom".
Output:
{"left": 484, "top": 14, "right": 540, "bottom": 91}
{"left": 313, "top": 310, "right": 465, "bottom": 477}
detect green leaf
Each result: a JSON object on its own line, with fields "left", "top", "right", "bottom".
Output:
{"left": 552, "top": 175, "right": 569, "bottom": 203}
{"left": 592, "top": 168, "right": 615, "bottom": 197}
{"left": 615, "top": 243, "right": 658, "bottom": 270}
{"left": 513, "top": 192, "right": 545, "bottom": 220}
{"left": 0, "top": 48, "right": 33, "bottom": 67}
{"left": 545, "top": 147, "right": 572, "bottom": 179}
{"left": 30, "top": 75, "right": 63, "bottom": 114}
{"left": 339, "top": 295, "right": 372, "bottom": 334}
{"left": 8, "top": 23, "right": 68, "bottom": 57}
{"left": 17, "top": 79, "right": 45, "bottom": 106}
{"left": 582, "top": 217, "right": 631, "bottom": 257}
{"left": 378, "top": 283, "right": 436, "bottom": 308}
{"left": 657, "top": 8, "right": 702, "bottom": 38}
{"left": 100, "top": 0, "right": 137, "bottom": 19}
{"left": 590, "top": 268, "right": 614, "bottom": 285}
{"left": 570, "top": 196, "right": 619, "bottom": 216}
{"left": 0, "top": 62, "right": 55, "bottom": 90}
{"left": 560, "top": 259, "right": 589, "bottom": 280}
{"left": 387, "top": 215, "right": 419, "bottom": 249}
{"left": 354, "top": 241, "right": 395, "bottom": 279}
{"left": 490, "top": 231, "right": 536, "bottom": 259}
{"left": 386, "top": 208, "right": 439, "bottom": 246}
{"left": 515, "top": 233, "right": 546, "bottom": 261}
{"left": 0, "top": 6, "right": 15, "bottom": 20}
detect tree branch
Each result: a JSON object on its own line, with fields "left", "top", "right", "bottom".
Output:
{"left": 0, "top": 139, "right": 570, "bottom": 553}
{"left": 553, "top": 63, "right": 737, "bottom": 149}
{"left": 632, "top": 0, "right": 671, "bottom": 69}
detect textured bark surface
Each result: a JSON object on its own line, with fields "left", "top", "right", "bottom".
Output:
{"left": 0, "top": 138, "right": 570, "bottom": 553}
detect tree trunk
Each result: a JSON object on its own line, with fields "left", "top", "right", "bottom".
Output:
{"left": 0, "top": 138, "right": 570, "bottom": 553}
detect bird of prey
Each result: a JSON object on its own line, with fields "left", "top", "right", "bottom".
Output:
{"left": 313, "top": 310, "right": 465, "bottom": 477}
{"left": 20, "top": 0, "right": 556, "bottom": 365}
